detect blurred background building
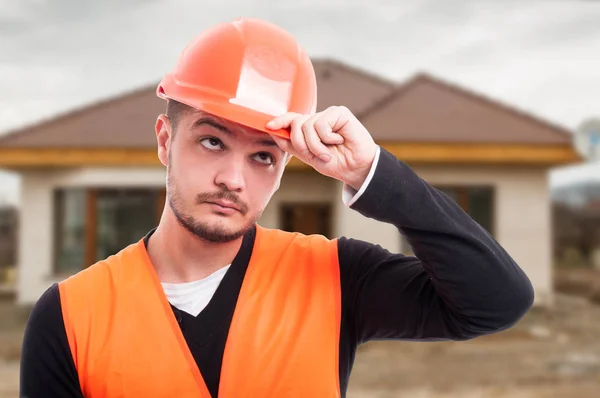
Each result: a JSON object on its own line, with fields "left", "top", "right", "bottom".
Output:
{"left": 0, "top": 206, "right": 18, "bottom": 298}
{"left": 0, "top": 60, "right": 580, "bottom": 305}
{"left": 1, "top": 1, "right": 599, "bottom": 397}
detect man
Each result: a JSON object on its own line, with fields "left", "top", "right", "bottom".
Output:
{"left": 20, "top": 18, "right": 534, "bottom": 397}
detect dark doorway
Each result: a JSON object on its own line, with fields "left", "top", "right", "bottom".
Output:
{"left": 280, "top": 203, "right": 332, "bottom": 238}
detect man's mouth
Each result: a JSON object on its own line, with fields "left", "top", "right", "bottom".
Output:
{"left": 206, "top": 199, "right": 241, "bottom": 212}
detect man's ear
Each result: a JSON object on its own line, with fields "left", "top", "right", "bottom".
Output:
{"left": 155, "top": 114, "right": 172, "bottom": 167}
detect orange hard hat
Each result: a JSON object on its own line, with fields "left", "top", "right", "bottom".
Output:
{"left": 157, "top": 18, "right": 318, "bottom": 139}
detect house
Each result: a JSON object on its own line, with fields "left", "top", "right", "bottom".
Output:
{"left": 0, "top": 205, "right": 18, "bottom": 296}
{"left": 0, "top": 59, "right": 580, "bottom": 306}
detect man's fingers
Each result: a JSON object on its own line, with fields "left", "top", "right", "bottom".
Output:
{"left": 302, "top": 116, "right": 331, "bottom": 162}
{"left": 314, "top": 116, "right": 344, "bottom": 145}
{"left": 271, "top": 135, "right": 293, "bottom": 155}
{"left": 266, "top": 112, "right": 301, "bottom": 131}
{"left": 267, "top": 111, "right": 344, "bottom": 163}
{"left": 289, "top": 116, "right": 312, "bottom": 160}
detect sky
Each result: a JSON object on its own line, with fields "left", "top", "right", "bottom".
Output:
{"left": 0, "top": 0, "right": 599, "bottom": 204}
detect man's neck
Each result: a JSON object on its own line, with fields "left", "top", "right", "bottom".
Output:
{"left": 146, "top": 212, "right": 244, "bottom": 284}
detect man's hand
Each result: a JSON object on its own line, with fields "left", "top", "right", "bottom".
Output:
{"left": 266, "top": 106, "right": 378, "bottom": 191}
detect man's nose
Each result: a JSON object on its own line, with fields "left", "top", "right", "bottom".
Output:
{"left": 214, "top": 156, "right": 246, "bottom": 192}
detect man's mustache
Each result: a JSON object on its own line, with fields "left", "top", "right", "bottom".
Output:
{"left": 196, "top": 190, "right": 249, "bottom": 215}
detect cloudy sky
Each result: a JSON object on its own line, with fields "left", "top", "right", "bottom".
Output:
{"left": 0, "top": 0, "right": 599, "bottom": 203}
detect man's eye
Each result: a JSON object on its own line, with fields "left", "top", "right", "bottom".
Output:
{"left": 200, "top": 137, "right": 223, "bottom": 150}
{"left": 253, "top": 152, "right": 275, "bottom": 165}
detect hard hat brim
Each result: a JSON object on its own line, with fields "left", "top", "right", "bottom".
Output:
{"left": 157, "top": 79, "right": 291, "bottom": 140}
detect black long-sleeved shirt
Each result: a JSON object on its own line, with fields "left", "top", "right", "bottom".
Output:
{"left": 20, "top": 147, "right": 534, "bottom": 397}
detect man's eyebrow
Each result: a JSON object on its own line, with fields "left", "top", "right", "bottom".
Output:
{"left": 192, "top": 117, "right": 233, "bottom": 135}
{"left": 255, "top": 138, "right": 279, "bottom": 147}
{"left": 194, "top": 116, "right": 282, "bottom": 152}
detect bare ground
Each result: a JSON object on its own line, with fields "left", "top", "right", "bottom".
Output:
{"left": 347, "top": 289, "right": 600, "bottom": 398}
{"left": 2, "top": 279, "right": 600, "bottom": 397}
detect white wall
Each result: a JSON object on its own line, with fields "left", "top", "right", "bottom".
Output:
{"left": 17, "top": 167, "right": 166, "bottom": 304}
{"left": 403, "top": 164, "right": 552, "bottom": 306}
{"left": 20, "top": 167, "right": 337, "bottom": 303}
{"left": 18, "top": 164, "right": 553, "bottom": 307}
{"left": 0, "top": 170, "right": 20, "bottom": 207}
{"left": 280, "top": 164, "right": 554, "bottom": 306}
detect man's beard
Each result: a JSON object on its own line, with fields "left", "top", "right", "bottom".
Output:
{"left": 167, "top": 168, "right": 259, "bottom": 243}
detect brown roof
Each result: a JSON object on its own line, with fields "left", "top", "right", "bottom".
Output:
{"left": 0, "top": 85, "right": 165, "bottom": 148}
{"left": 312, "top": 59, "right": 396, "bottom": 114}
{"left": 0, "top": 59, "right": 395, "bottom": 149}
{"left": 0, "top": 60, "right": 572, "bottom": 148}
{"left": 360, "top": 73, "right": 573, "bottom": 144}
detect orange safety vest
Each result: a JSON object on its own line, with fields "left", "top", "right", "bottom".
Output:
{"left": 58, "top": 225, "right": 342, "bottom": 397}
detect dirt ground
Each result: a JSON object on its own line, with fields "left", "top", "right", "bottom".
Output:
{"left": 2, "top": 285, "right": 600, "bottom": 397}
{"left": 348, "top": 292, "right": 600, "bottom": 397}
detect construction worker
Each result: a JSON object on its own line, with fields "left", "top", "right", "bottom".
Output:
{"left": 20, "top": 18, "right": 534, "bottom": 397}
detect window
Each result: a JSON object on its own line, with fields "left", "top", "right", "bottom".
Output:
{"left": 0, "top": 207, "right": 18, "bottom": 274}
{"left": 466, "top": 186, "right": 494, "bottom": 235}
{"left": 53, "top": 188, "right": 166, "bottom": 274}
{"left": 53, "top": 189, "right": 86, "bottom": 275}
{"left": 95, "top": 189, "right": 161, "bottom": 262}
{"left": 399, "top": 185, "right": 495, "bottom": 255}
{"left": 436, "top": 185, "right": 495, "bottom": 235}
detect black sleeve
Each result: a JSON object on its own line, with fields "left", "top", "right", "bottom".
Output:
{"left": 20, "top": 283, "right": 84, "bottom": 398}
{"left": 338, "top": 147, "right": 534, "bottom": 343}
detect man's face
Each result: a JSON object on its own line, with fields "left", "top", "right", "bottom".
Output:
{"left": 156, "top": 107, "right": 288, "bottom": 243}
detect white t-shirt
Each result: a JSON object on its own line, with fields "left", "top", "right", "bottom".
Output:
{"left": 162, "top": 146, "right": 381, "bottom": 317}
{"left": 161, "top": 265, "right": 231, "bottom": 316}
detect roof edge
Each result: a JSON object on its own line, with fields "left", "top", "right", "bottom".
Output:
{"left": 0, "top": 82, "right": 161, "bottom": 146}
{"left": 412, "top": 72, "right": 574, "bottom": 139}
{"left": 0, "top": 58, "right": 394, "bottom": 147}
{"left": 357, "top": 75, "right": 421, "bottom": 120}
{"left": 359, "top": 71, "right": 575, "bottom": 143}
{"left": 311, "top": 57, "right": 397, "bottom": 89}
{"left": 0, "top": 143, "right": 581, "bottom": 169}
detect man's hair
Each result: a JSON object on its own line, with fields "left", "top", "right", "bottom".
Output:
{"left": 166, "top": 99, "right": 193, "bottom": 137}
